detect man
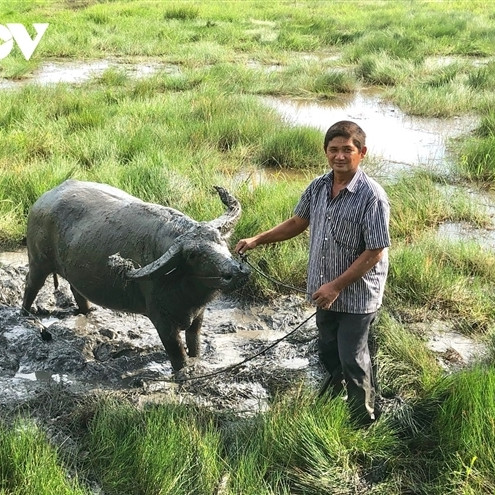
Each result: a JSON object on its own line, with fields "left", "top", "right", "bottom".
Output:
{"left": 235, "top": 121, "right": 390, "bottom": 425}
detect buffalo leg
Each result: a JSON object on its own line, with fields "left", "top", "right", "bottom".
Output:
{"left": 158, "top": 327, "right": 188, "bottom": 371}
{"left": 186, "top": 311, "right": 204, "bottom": 358}
{"left": 147, "top": 309, "right": 188, "bottom": 371}
{"left": 22, "top": 267, "right": 50, "bottom": 314}
{"left": 70, "top": 285, "right": 91, "bottom": 314}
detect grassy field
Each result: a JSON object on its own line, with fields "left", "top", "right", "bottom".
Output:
{"left": 2, "top": 1, "right": 495, "bottom": 494}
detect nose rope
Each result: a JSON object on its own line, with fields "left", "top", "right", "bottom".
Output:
{"left": 21, "top": 253, "right": 316, "bottom": 385}
{"left": 174, "top": 309, "right": 316, "bottom": 383}
{"left": 237, "top": 252, "right": 313, "bottom": 297}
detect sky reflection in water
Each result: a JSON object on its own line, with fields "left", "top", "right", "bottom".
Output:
{"left": 264, "top": 92, "right": 478, "bottom": 175}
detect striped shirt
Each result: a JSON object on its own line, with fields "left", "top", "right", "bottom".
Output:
{"left": 294, "top": 168, "right": 390, "bottom": 313}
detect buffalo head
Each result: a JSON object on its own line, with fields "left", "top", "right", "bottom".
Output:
{"left": 109, "top": 186, "right": 250, "bottom": 292}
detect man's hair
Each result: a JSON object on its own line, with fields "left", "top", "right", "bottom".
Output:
{"left": 323, "top": 121, "right": 366, "bottom": 152}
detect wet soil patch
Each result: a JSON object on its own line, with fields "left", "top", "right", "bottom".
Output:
{"left": 0, "top": 59, "right": 173, "bottom": 88}
{"left": 0, "top": 253, "right": 321, "bottom": 417}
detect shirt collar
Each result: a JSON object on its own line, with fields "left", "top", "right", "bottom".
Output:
{"left": 325, "top": 168, "right": 363, "bottom": 193}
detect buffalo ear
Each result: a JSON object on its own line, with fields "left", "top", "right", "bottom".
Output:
{"left": 108, "top": 243, "right": 182, "bottom": 281}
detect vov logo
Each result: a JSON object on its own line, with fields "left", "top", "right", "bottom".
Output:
{"left": 0, "top": 23, "right": 49, "bottom": 61}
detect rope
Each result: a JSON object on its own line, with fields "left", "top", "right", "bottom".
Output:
{"left": 237, "top": 252, "right": 312, "bottom": 297}
{"left": 172, "top": 253, "right": 317, "bottom": 382}
{"left": 22, "top": 252, "right": 317, "bottom": 383}
{"left": 174, "top": 309, "right": 316, "bottom": 383}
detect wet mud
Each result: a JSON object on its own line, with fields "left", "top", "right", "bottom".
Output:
{"left": 0, "top": 251, "right": 321, "bottom": 415}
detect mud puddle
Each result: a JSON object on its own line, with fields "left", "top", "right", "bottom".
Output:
{"left": 0, "top": 251, "right": 320, "bottom": 415}
{"left": 0, "top": 58, "right": 177, "bottom": 88}
{"left": 436, "top": 187, "right": 495, "bottom": 250}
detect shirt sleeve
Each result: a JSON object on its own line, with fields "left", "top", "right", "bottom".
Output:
{"left": 363, "top": 197, "right": 391, "bottom": 250}
{"left": 293, "top": 183, "right": 312, "bottom": 220}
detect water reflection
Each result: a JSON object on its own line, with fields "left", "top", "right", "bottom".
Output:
{"left": 264, "top": 93, "right": 478, "bottom": 174}
{"left": 437, "top": 222, "right": 495, "bottom": 250}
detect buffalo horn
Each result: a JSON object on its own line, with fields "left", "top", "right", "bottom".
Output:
{"left": 124, "top": 242, "right": 182, "bottom": 280}
{"left": 208, "top": 186, "right": 241, "bottom": 235}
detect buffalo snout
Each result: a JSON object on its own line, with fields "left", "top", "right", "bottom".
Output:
{"left": 220, "top": 260, "right": 250, "bottom": 291}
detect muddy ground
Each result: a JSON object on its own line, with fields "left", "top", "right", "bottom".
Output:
{"left": 0, "top": 251, "right": 325, "bottom": 419}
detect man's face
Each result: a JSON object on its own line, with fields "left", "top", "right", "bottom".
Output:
{"left": 325, "top": 136, "right": 366, "bottom": 175}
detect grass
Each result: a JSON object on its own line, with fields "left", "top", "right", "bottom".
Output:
{"left": 2, "top": 0, "right": 495, "bottom": 114}
{"left": 4, "top": 375, "right": 495, "bottom": 494}
{"left": 375, "top": 311, "right": 443, "bottom": 399}
{"left": 1, "top": 0, "right": 495, "bottom": 494}
{"left": 386, "top": 171, "right": 490, "bottom": 241}
{"left": 456, "top": 110, "right": 495, "bottom": 182}
{"left": 433, "top": 366, "right": 495, "bottom": 493}
{"left": 86, "top": 400, "right": 223, "bottom": 495}
{"left": 0, "top": 417, "right": 88, "bottom": 495}
{"left": 387, "top": 235, "right": 495, "bottom": 329}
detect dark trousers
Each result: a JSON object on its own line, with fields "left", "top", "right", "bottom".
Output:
{"left": 316, "top": 309, "right": 377, "bottom": 422}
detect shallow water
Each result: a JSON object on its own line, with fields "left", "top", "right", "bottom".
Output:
{"left": 0, "top": 58, "right": 176, "bottom": 88}
{"left": 264, "top": 92, "right": 478, "bottom": 177}
{"left": 437, "top": 221, "right": 495, "bottom": 250}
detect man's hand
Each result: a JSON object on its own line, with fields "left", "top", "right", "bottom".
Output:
{"left": 235, "top": 216, "right": 309, "bottom": 255}
{"left": 312, "top": 282, "right": 340, "bottom": 310}
{"left": 235, "top": 237, "right": 258, "bottom": 255}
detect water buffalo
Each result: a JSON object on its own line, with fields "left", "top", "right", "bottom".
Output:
{"left": 22, "top": 180, "right": 249, "bottom": 371}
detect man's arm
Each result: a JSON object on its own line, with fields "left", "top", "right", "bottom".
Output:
{"left": 235, "top": 215, "right": 309, "bottom": 254}
{"left": 312, "top": 247, "right": 385, "bottom": 310}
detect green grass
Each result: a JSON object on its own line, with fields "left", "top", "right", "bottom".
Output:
{"left": 86, "top": 400, "right": 223, "bottom": 495}
{"left": 434, "top": 367, "right": 495, "bottom": 493}
{"left": 387, "top": 171, "right": 490, "bottom": 241}
{"left": 256, "top": 126, "right": 323, "bottom": 169}
{"left": 2, "top": 0, "right": 495, "bottom": 115}
{"left": 456, "top": 110, "right": 495, "bottom": 182}
{"left": 0, "top": 418, "right": 88, "bottom": 495}
{"left": 375, "top": 311, "right": 443, "bottom": 399}
{"left": 0, "top": 83, "right": 307, "bottom": 241}
{"left": 387, "top": 234, "right": 495, "bottom": 329}
{"left": 5, "top": 377, "right": 495, "bottom": 494}
{"left": 76, "top": 390, "right": 400, "bottom": 494}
